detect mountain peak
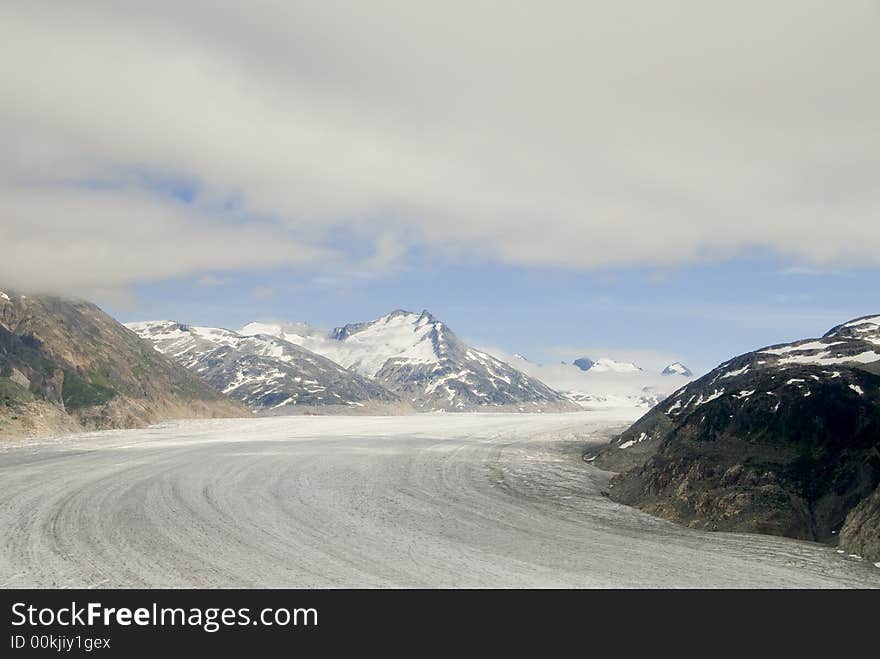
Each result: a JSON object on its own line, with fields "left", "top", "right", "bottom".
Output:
{"left": 573, "top": 357, "right": 595, "bottom": 371}
{"left": 129, "top": 320, "right": 397, "bottom": 411}
{"left": 230, "top": 309, "right": 573, "bottom": 411}
{"left": 417, "top": 309, "right": 437, "bottom": 324}
{"left": 332, "top": 308, "right": 441, "bottom": 343}
{"left": 383, "top": 309, "right": 416, "bottom": 320}
{"left": 662, "top": 362, "right": 693, "bottom": 377}
{"left": 823, "top": 314, "right": 880, "bottom": 345}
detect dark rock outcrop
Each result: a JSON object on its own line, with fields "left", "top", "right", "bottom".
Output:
{"left": 840, "top": 485, "right": 880, "bottom": 561}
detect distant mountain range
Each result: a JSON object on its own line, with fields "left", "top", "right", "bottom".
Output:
{"left": 6, "top": 287, "right": 876, "bottom": 561}
{"left": 126, "top": 321, "right": 399, "bottom": 412}
{"left": 501, "top": 353, "right": 695, "bottom": 411}
{"left": 2, "top": 286, "right": 696, "bottom": 429}
{"left": 132, "top": 310, "right": 577, "bottom": 413}
{"left": 573, "top": 356, "right": 692, "bottom": 377}
{"left": 594, "top": 313, "right": 880, "bottom": 562}
{"left": 0, "top": 290, "right": 244, "bottom": 438}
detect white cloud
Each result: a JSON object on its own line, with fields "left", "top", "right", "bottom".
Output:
{"left": 2, "top": 1, "right": 880, "bottom": 294}
{"left": 0, "top": 183, "right": 328, "bottom": 297}
{"left": 196, "top": 275, "right": 225, "bottom": 287}
{"left": 252, "top": 286, "right": 276, "bottom": 300}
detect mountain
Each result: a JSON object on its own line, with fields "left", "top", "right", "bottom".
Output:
{"left": 562, "top": 389, "right": 665, "bottom": 410}
{"left": 242, "top": 310, "right": 577, "bottom": 412}
{"left": 494, "top": 353, "right": 690, "bottom": 411}
{"left": 127, "top": 321, "right": 401, "bottom": 413}
{"left": 593, "top": 314, "right": 880, "bottom": 560}
{"left": 574, "top": 357, "right": 642, "bottom": 373}
{"left": 662, "top": 362, "right": 693, "bottom": 377}
{"left": 0, "top": 290, "right": 244, "bottom": 438}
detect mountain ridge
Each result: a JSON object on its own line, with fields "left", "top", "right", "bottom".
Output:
{"left": 662, "top": 362, "right": 693, "bottom": 377}
{"left": 592, "top": 313, "right": 880, "bottom": 560}
{"left": 0, "top": 290, "right": 244, "bottom": 438}
{"left": 128, "top": 320, "right": 402, "bottom": 412}
{"left": 241, "top": 310, "right": 578, "bottom": 412}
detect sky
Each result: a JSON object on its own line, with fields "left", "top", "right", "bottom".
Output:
{"left": 2, "top": 1, "right": 880, "bottom": 374}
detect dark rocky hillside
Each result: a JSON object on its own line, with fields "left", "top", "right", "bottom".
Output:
{"left": 0, "top": 290, "right": 244, "bottom": 437}
{"left": 840, "top": 485, "right": 880, "bottom": 561}
{"left": 592, "top": 314, "right": 880, "bottom": 561}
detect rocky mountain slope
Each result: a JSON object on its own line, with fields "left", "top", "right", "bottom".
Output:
{"left": 128, "top": 321, "right": 400, "bottom": 412}
{"left": 593, "top": 314, "right": 880, "bottom": 560}
{"left": 243, "top": 310, "right": 576, "bottom": 411}
{"left": 0, "top": 291, "right": 244, "bottom": 438}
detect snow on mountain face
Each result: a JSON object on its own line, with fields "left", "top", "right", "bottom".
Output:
{"left": 625, "top": 313, "right": 880, "bottom": 432}
{"left": 562, "top": 390, "right": 665, "bottom": 410}
{"left": 662, "top": 362, "right": 693, "bottom": 377}
{"left": 238, "top": 319, "right": 389, "bottom": 376}
{"left": 823, "top": 315, "right": 880, "bottom": 347}
{"left": 127, "top": 321, "right": 397, "bottom": 411}
{"left": 599, "top": 316, "right": 880, "bottom": 551}
{"left": 485, "top": 351, "right": 692, "bottom": 411}
{"left": 245, "top": 311, "right": 575, "bottom": 411}
{"left": 329, "top": 310, "right": 444, "bottom": 377}
{"left": 587, "top": 358, "right": 642, "bottom": 373}
{"left": 573, "top": 357, "right": 641, "bottom": 373}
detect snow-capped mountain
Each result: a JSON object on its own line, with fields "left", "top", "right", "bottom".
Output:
{"left": 572, "top": 357, "right": 595, "bottom": 371}
{"left": 243, "top": 311, "right": 441, "bottom": 379}
{"left": 574, "top": 357, "right": 642, "bottom": 373}
{"left": 485, "top": 351, "right": 694, "bottom": 410}
{"left": 662, "top": 361, "right": 693, "bottom": 376}
{"left": 561, "top": 389, "right": 666, "bottom": 410}
{"left": 242, "top": 310, "right": 576, "bottom": 411}
{"left": 596, "top": 313, "right": 880, "bottom": 556}
{"left": 127, "top": 321, "right": 398, "bottom": 411}
{"left": 604, "top": 313, "right": 880, "bottom": 455}
{"left": 821, "top": 314, "right": 880, "bottom": 348}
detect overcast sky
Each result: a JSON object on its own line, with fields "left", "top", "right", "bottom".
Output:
{"left": 2, "top": 1, "right": 879, "bottom": 369}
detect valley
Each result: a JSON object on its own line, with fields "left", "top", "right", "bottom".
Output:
{"left": 1, "top": 412, "right": 876, "bottom": 588}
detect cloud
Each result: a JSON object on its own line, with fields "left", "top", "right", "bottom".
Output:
{"left": 779, "top": 267, "right": 843, "bottom": 277}
{"left": 0, "top": 183, "right": 329, "bottom": 297}
{"left": 252, "top": 286, "right": 276, "bottom": 300}
{"left": 2, "top": 1, "right": 880, "bottom": 294}
{"left": 196, "top": 275, "right": 225, "bottom": 287}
